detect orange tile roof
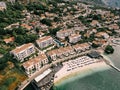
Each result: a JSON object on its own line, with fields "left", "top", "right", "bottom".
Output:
{"left": 21, "top": 23, "right": 33, "bottom": 30}
{"left": 11, "top": 43, "right": 34, "bottom": 54}
{"left": 69, "top": 34, "right": 80, "bottom": 38}
{"left": 23, "top": 53, "right": 47, "bottom": 68}
{"left": 73, "top": 43, "right": 89, "bottom": 49}
{"left": 47, "top": 49, "right": 58, "bottom": 56}
{"left": 95, "top": 32, "right": 108, "bottom": 37}
{"left": 36, "top": 36, "right": 52, "bottom": 43}
{"left": 4, "top": 37, "right": 14, "bottom": 43}
{"left": 91, "top": 20, "right": 99, "bottom": 25}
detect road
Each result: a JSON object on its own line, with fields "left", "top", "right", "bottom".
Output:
{"left": 17, "top": 49, "right": 92, "bottom": 90}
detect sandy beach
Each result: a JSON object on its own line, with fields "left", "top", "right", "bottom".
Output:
{"left": 54, "top": 56, "right": 110, "bottom": 85}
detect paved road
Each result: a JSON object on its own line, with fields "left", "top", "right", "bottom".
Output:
{"left": 17, "top": 50, "right": 92, "bottom": 90}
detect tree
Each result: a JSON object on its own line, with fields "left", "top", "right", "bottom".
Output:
{"left": 15, "top": 35, "right": 25, "bottom": 44}
{"left": 49, "top": 27, "right": 61, "bottom": 35}
{"left": 104, "top": 45, "right": 114, "bottom": 54}
{"left": 40, "top": 18, "right": 52, "bottom": 26}
{"left": 54, "top": 17, "right": 60, "bottom": 22}
{"left": 92, "top": 43, "right": 100, "bottom": 48}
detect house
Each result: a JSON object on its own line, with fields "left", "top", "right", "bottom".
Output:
{"left": 23, "top": 53, "right": 48, "bottom": 75}
{"left": 56, "top": 29, "right": 74, "bottom": 40}
{"left": 47, "top": 49, "right": 58, "bottom": 60}
{"left": 0, "top": 2, "right": 6, "bottom": 11}
{"left": 69, "top": 34, "right": 81, "bottom": 43}
{"left": 10, "top": 43, "right": 36, "bottom": 62}
{"left": 4, "top": 37, "right": 15, "bottom": 44}
{"left": 63, "top": 46, "right": 75, "bottom": 56}
{"left": 109, "top": 24, "right": 119, "bottom": 30}
{"left": 36, "top": 36, "right": 54, "bottom": 49}
{"left": 21, "top": 23, "right": 33, "bottom": 30}
{"left": 72, "top": 43, "right": 90, "bottom": 52}
{"left": 92, "top": 39, "right": 107, "bottom": 46}
{"left": 95, "top": 32, "right": 109, "bottom": 39}
{"left": 72, "top": 44, "right": 83, "bottom": 53}
{"left": 90, "top": 20, "right": 100, "bottom": 27}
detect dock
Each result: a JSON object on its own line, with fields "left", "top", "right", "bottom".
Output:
{"left": 103, "top": 59, "right": 120, "bottom": 72}
{"left": 109, "top": 63, "right": 120, "bottom": 72}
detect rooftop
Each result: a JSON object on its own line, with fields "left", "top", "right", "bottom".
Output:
{"left": 11, "top": 43, "right": 34, "bottom": 54}
{"left": 0, "top": 2, "right": 6, "bottom": 7}
{"left": 36, "top": 36, "right": 52, "bottom": 43}
{"left": 87, "top": 51, "right": 101, "bottom": 58}
{"left": 23, "top": 53, "right": 47, "bottom": 69}
{"left": 34, "top": 69, "right": 52, "bottom": 83}
{"left": 4, "top": 37, "right": 15, "bottom": 44}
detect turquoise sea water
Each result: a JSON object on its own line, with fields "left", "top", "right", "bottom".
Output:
{"left": 55, "top": 46, "right": 120, "bottom": 90}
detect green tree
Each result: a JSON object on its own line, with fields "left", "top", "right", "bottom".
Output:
{"left": 40, "top": 18, "right": 52, "bottom": 26}
{"left": 104, "top": 45, "right": 114, "bottom": 54}
{"left": 15, "top": 35, "right": 25, "bottom": 44}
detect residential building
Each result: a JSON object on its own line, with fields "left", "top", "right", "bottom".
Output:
{"left": 69, "top": 34, "right": 81, "bottom": 43}
{"left": 47, "top": 49, "right": 58, "bottom": 60}
{"left": 95, "top": 32, "right": 109, "bottom": 39}
{"left": 56, "top": 29, "right": 74, "bottom": 40}
{"left": 47, "top": 46, "right": 74, "bottom": 60}
{"left": 4, "top": 37, "right": 15, "bottom": 44}
{"left": 90, "top": 20, "right": 100, "bottom": 27}
{"left": 0, "top": 2, "right": 6, "bottom": 11}
{"left": 72, "top": 43, "right": 90, "bottom": 52}
{"left": 62, "top": 46, "right": 75, "bottom": 56}
{"left": 36, "top": 36, "right": 54, "bottom": 49}
{"left": 10, "top": 43, "right": 36, "bottom": 62}
{"left": 23, "top": 53, "right": 48, "bottom": 75}
{"left": 109, "top": 24, "right": 119, "bottom": 30}
{"left": 21, "top": 23, "right": 33, "bottom": 30}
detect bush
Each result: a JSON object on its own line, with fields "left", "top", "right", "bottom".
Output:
{"left": 4, "top": 77, "right": 16, "bottom": 86}
{"left": 0, "top": 85, "right": 8, "bottom": 90}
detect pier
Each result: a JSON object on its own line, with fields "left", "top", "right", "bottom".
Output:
{"left": 103, "top": 59, "right": 120, "bottom": 72}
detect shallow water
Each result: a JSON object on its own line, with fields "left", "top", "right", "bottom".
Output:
{"left": 55, "top": 45, "right": 120, "bottom": 90}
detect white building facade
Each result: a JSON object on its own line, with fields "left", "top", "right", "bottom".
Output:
{"left": 10, "top": 43, "right": 36, "bottom": 62}
{"left": 36, "top": 36, "right": 54, "bottom": 49}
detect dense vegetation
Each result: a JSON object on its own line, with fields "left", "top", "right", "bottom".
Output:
{"left": 0, "top": 2, "right": 24, "bottom": 28}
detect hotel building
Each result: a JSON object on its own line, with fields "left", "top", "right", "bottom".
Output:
{"left": 10, "top": 43, "right": 36, "bottom": 62}
{"left": 23, "top": 53, "right": 48, "bottom": 75}
{"left": 36, "top": 36, "right": 54, "bottom": 49}
{"left": 56, "top": 29, "right": 74, "bottom": 40}
{"left": 69, "top": 34, "right": 81, "bottom": 43}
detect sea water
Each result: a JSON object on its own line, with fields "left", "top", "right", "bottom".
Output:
{"left": 55, "top": 46, "right": 120, "bottom": 90}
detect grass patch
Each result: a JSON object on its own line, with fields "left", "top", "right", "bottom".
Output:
{"left": 0, "top": 62, "right": 27, "bottom": 90}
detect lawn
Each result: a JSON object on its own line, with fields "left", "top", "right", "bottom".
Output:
{"left": 0, "top": 61, "right": 27, "bottom": 90}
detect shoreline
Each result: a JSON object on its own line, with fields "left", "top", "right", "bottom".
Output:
{"left": 54, "top": 57, "right": 110, "bottom": 85}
